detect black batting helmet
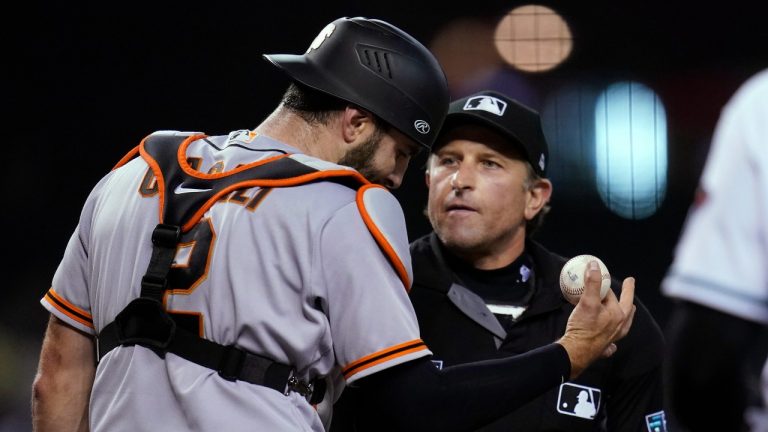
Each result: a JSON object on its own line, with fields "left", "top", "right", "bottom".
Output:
{"left": 263, "top": 17, "right": 449, "bottom": 150}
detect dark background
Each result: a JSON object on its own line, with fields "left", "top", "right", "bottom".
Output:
{"left": 4, "top": 0, "right": 767, "bottom": 429}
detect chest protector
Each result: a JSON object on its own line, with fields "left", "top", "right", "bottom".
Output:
{"left": 97, "top": 131, "right": 371, "bottom": 404}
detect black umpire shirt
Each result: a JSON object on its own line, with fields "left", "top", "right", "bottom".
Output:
{"left": 409, "top": 233, "right": 666, "bottom": 432}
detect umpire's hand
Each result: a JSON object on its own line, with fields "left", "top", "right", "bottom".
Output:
{"left": 556, "top": 261, "right": 636, "bottom": 379}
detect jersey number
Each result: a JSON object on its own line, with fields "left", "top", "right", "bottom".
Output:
{"left": 168, "top": 218, "right": 215, "bottom": 293}
{"left": 165, "top": 219, "right": 215, "bottom": 335}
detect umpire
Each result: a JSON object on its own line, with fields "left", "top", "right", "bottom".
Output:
{"left": 408, "top": 90, "right": 667, "bottom": 431}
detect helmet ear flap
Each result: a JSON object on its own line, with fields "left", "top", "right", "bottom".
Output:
{"left": 263, "top": 16, "right": 449, "bottom": 151}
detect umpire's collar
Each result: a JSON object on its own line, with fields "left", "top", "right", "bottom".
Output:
{"left": 409, "top": 232, "right": 568, "bottom": 317}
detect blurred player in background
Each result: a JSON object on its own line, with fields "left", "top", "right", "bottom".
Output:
{"left": 663, "top": 69, "right": 768, "bottom": 432}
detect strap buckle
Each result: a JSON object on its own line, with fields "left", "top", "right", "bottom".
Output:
{"left": 286, "top": 374, "right": 314, "bottom": 398}
{"left": 285, "top": 373, "right": 326, "bottom": 404}
{"left": 151, "top": 223, "right": 181, "bottom": 247}
{"left": 114, "top": 298, "right": 176, "bottom": 355}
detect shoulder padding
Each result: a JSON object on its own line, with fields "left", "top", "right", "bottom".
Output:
{"left": 136, "top": 131, "right": 372, "bottom": 232}
{"left": 147, "top": 130, "right": 203, "bottom": 138}
{"left": 355, "top": 185, "right": 412, "bottom": 290}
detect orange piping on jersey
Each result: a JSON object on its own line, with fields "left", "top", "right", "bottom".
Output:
{"left": 136, "top": 133, "right": 369, "bottom": 229}
{"left": 138, "top": 135, "right": 205, "bottom": 223}
{"left": 112, "top": 145, "right": 141, "bottom": 171}
{"left": 180, "top": 169, "right": 370, "bottom": 232}
{"left": 177, "top": 138, "right": 291, "bottom": 179}
{"left": 44, "top": 289, "right": 94, "bottom": 329}
{"left": 139, "top": 153, "right": 167, "bottom": 222}
{"left": 342, "top": 339, "right": 427, "bottom": 380}
{"left": 355, "top": 184, "right": 410, "bottom": 290}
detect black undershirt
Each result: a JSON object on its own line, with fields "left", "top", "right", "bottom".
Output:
{"left": 443, "top": 245, "right": 536, "bottom": 329}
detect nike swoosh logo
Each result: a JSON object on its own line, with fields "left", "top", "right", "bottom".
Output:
{"left": 174, "top": 184, "right": 212, "bottom": 194}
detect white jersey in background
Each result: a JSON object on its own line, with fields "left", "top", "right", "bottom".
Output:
{"left": 662, "top": 69, "right": 768, "bottom": 431}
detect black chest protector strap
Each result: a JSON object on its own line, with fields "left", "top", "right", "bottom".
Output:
{"left": 94, "top": 133, "right": 365, "bottom": 404}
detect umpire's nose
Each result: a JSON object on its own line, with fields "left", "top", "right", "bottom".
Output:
{"left": 450, "top": 159, "right": 477, "bottom": 193}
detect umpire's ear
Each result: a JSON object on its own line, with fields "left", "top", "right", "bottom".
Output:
{"left": 524, "top": 177, "right": 552, "bottom": 221}
{"left": 424, "top": 154, "right": 434, "bottom": 188}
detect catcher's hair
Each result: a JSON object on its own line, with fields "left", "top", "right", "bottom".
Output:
{"left": 281, "top": 82, "right": 389, "bottom": 132}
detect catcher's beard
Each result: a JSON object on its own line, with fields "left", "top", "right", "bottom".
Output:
{"left": 338, "top": 127, "right": 385, "bottom": 184}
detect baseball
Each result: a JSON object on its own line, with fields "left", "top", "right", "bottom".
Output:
{"left": 559, "top": 255, "right": 611, "bottom": 305}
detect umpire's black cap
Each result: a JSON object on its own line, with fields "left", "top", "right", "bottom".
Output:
{"left": 263, "top": 17, "right": 449, "bottom": 150}
{"left": 437, "top": 90, "right": 549, "bottom": 176}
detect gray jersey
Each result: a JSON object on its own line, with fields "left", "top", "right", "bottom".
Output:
{"left": 41, "top": 130, "right": 430, "bottom": 431}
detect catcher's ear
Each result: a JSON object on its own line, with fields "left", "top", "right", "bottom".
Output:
{"left": 341, "top": 106, "right": 375, "bottom": 144}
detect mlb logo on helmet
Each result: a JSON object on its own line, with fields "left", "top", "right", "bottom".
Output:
{"left": 306, "top": 23, "right": 336, "bottom": 53}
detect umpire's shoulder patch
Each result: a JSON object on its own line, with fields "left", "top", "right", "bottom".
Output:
{"left": 355, "top": 185, "right": 412, "bottom": 290}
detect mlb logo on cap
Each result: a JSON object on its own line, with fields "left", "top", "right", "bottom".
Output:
{"left": 462, "top": 95, "right": 508, "bottom": 116}
{"left": 440, "top": 90, "right": 550, "bottom": 176}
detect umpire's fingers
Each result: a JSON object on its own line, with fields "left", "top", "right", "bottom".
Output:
{"left": 579, "top": 261, "right": 603, "bottom": 307}
{"left": 618, "top": 277, "right": 636, "bottom": 314}
{"left": 615, "top": 277, "right": 637, "bottom": 340}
